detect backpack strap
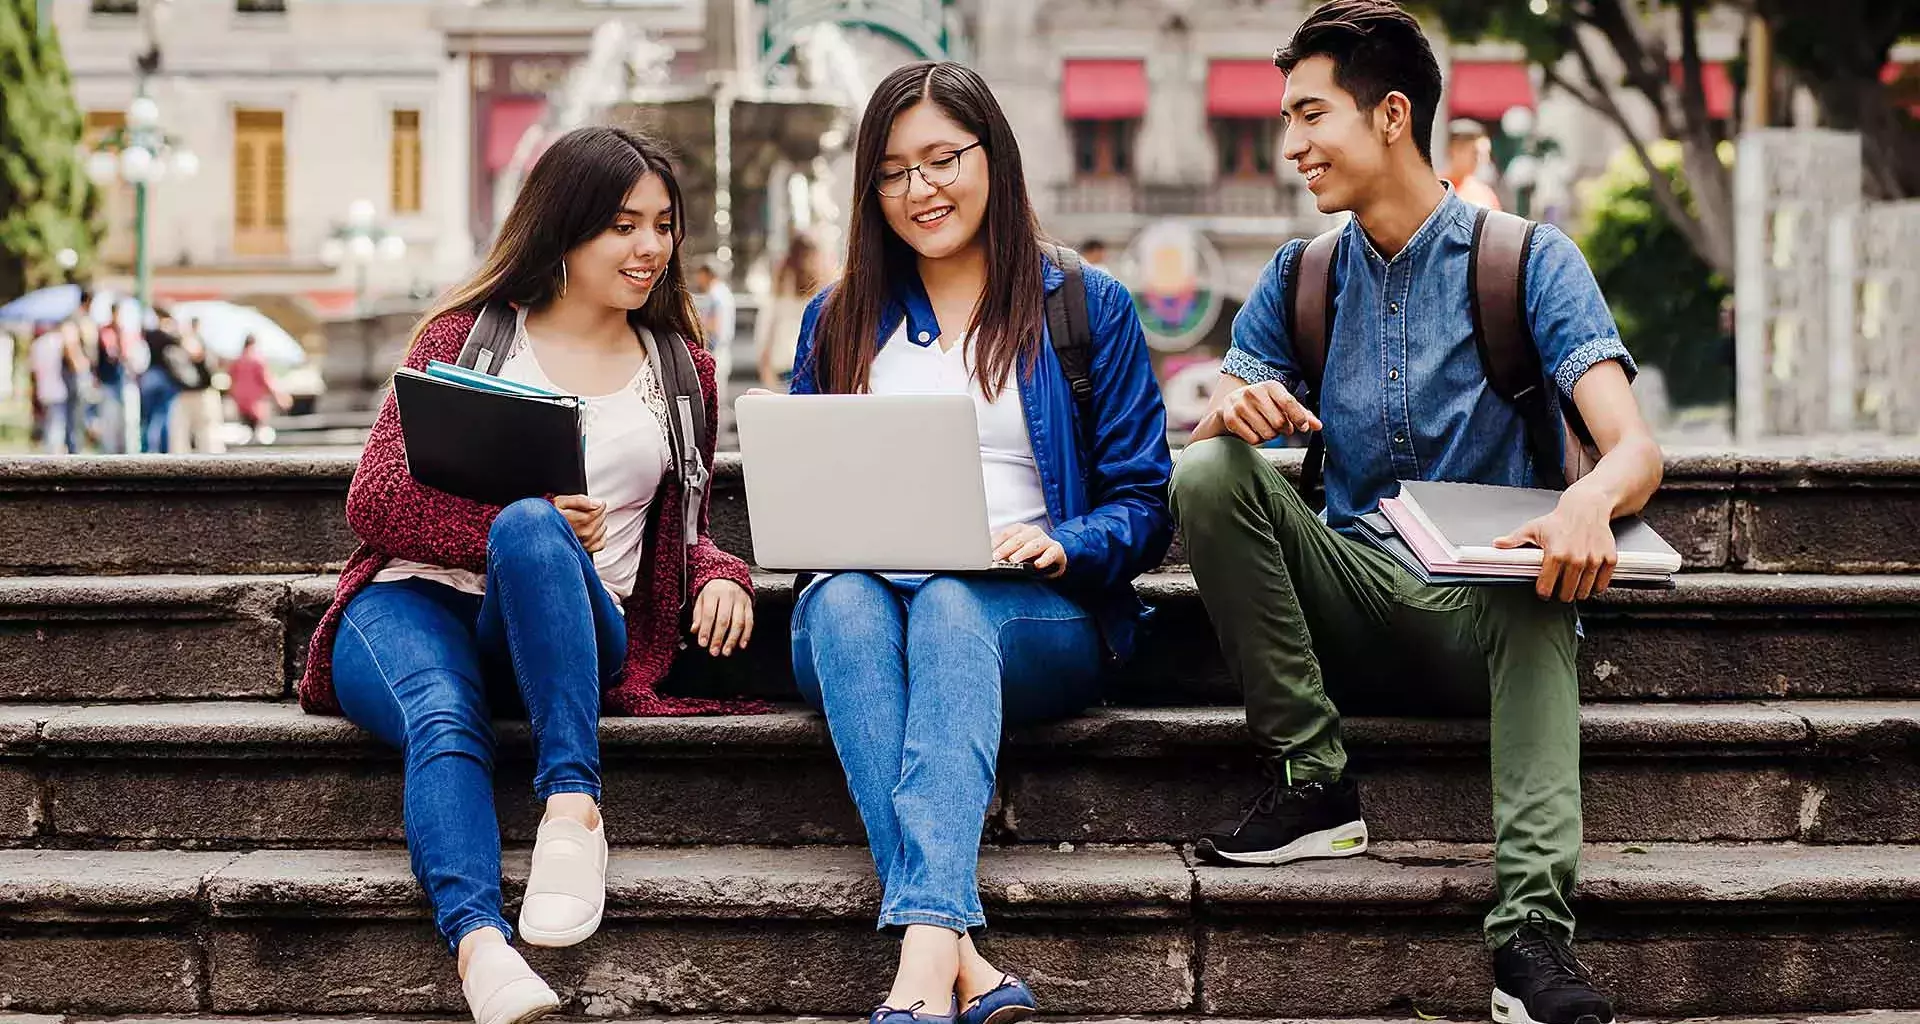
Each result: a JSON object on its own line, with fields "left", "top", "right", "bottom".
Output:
{"left": 1046, "top": 245, "right": 1096, "bottom": 449}
{"left": 1468, "top": 208, "right": 1596, "bottom": 490}
{"left": 1284, "top": 229, "right": 1342, "bottom": 505}
{"left": 458, "top": 302, "right": 518, "bottom": 374}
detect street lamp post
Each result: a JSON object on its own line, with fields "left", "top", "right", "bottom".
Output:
{"left": 320, "top": 199, "right": 408, "bottom": 314}
{"left": 84, "top": 93, "right": 199, "bottom": 313}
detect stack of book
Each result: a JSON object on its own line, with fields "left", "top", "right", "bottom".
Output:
{"left": 1356, "top": 480, "right": 1681, "bottom": 589}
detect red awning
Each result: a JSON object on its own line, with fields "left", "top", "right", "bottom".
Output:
{"left": 1670, "top": 61, "right": 1734, "bottom": 119}
{"left": 1208, "top": 59, "right": 1285, "bottom": 118}
{"left": 1449, "top": 61, "right": 1534, "bottom": 120}
{"left": 1062, "top": 59, "right": 1148, "bottom": 121}
{"left": 485, "top": 97, "right": 545, "bottom": 172}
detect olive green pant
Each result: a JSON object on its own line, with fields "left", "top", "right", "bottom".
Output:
{"left": 1170, "top": 437, "right": 1582, "bottom": 948}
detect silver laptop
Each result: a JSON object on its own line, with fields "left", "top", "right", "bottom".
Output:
{"left": 734, "top": 393, "right": 1042, "bottom": 574}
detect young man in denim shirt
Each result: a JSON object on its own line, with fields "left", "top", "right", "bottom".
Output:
{"left": 1170, "top": 3, "right": 1663, "bottom": 1023}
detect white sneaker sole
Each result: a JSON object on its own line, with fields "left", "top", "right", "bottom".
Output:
{"left": 1200, "top": 819, "right": 1369, "bottom": 866}
{"left": 518, "top": 905, "right": 604, "bottom": 948}
{"left": 1492, "top": 986, "right": 1612, "bottom": 1024}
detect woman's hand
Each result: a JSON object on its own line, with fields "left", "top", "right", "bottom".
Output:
{"left": 691, "top": 578, "right": 754, "bottom": 656}
{"left": 553, "top": 494, "right": 607, "bottom": 553}
{"left": 993, "top": 524, "right": 1068, "bottom": 578}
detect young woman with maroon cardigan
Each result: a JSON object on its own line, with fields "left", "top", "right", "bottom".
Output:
{"left": 298, "top": 126, "right": 754, "bottom": 1024}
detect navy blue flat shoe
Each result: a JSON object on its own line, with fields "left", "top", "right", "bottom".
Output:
{"left": 870, "top": 997, "right": 960, "bottom": 1024}
{"left": 958, "top": 975, "right": 1038, "bottom": 1024}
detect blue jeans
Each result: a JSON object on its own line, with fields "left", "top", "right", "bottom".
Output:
{"left": 332, "top": 498, "right": 628, "bottom": 952}
{"left": 792, "top": 573, "right": 1103, "bottom": 933}
{"left": 139, "top": 369, "right": 177, "bottom": 453}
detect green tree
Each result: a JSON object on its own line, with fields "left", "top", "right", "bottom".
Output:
{"left": 1577, "top": 141, "right": 1731, "bottom": 409}
{"left": 0, "top": 0, "right": 100, "bottom": 301}
{"left": 1415, "top": 0, "right": 1920, "bottom": 285}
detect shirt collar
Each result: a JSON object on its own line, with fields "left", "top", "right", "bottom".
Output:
{"left": 884, "top": 250, "right": 1070, "bottom": 348}
{"left": 1346, "top": 181, "right": 1466, "bottom": 267}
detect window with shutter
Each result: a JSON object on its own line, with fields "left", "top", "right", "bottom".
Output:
{"left": 233, "top": 109, "right": 286, "bottom": 256}
{"left": 391, "top": 109, "right": 422, "bottom": 215}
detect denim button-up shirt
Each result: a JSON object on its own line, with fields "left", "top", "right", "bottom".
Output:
{"left": 1223, "top": 190, "right": 1635, "bottom": 536}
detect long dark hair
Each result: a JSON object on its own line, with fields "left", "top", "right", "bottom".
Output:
{"left": 811, "top": 61, "right": 1046, "bottom": 399}
{"left": 409, "top": 125, "right": 702, "bottom": 352}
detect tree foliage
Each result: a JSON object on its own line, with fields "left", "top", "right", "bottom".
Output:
{"left": 1577, "top": 141, "right": 1731, "bottom": 409}
{"left": 0, "top": 0, "right": 100, "bottom": 301}
{"left": 1415, "top": 0, "right": 1920, "bottom": 287}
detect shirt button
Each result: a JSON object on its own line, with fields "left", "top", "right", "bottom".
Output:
{"left": 917, "top": 330, "right": 932, "bottom": 343}
{"left": 1393, "top": 432, "right": 1407, "bottom": 444}
{"left": 1388, "top": 302, "right": 1401, "bottom": 314}
{"left": 1388, "top": 368, "right": 1400, "bottom": 381}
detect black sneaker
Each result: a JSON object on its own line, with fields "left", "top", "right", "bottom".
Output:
{"left": 1192, "top": 758, "right": 1368, "bottom": 866}
{"left": 1492, "top": 911, "right": 1615, "bottom": 1024}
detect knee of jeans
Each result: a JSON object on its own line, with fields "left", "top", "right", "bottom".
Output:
{"left": 488, "top": 498, "right": 574, "bottom": 556}
{"left": 406, "top": 695, "right": 496, "bottom": 765}
{"left": 905, "top": 576, "right": 998, "bottom": 646}
{"left": 1171, "top": 436, "right": 1259, "bottom": 523}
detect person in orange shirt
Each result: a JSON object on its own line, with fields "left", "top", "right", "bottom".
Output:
{"left": 1445, "top": 117, "right": 1503, "bottom": 210}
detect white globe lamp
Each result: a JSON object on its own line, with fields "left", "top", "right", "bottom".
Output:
{"left": 377, "top": 234, "right": 408, "bottom": 261}
{"left": 119, "top": 145, "right": 155, "bottom": 183}
{"left": 86, "top": 150, "right": 120, "bottom": 184}
{"left": 171, "top": 150, "right": 200, "bottom": 179}
{"left": 320, "top": 238, "right": 346, "bottom": 268}
{"left": 127, "top": 96, "right": 161, "bottom": 130}
{"left": 349, "top": 234, "right": 377, "bottom": 261}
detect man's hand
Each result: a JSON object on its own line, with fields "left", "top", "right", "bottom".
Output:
{"left": 553, "top": 495, "right": 608, "bottom": 554}
{"left": 1493, "top": 488, "right": 1618, "bottom": 602}
{"left": 1199, "top": 380, "right": 1322, "bottom": 445}
{"left": 993, "top": 523, "right": 1067, "bottom": 577}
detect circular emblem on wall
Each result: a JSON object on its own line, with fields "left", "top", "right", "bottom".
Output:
{"left": 1121, "top": 219, "right": 1225, "bottom": 353}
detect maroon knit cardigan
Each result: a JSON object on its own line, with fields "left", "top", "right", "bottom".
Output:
{"left": 297, "top": 310, "right": 759, "bottom": 717}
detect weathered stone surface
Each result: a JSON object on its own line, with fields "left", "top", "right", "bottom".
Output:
{"left": 0, "top": 576, "right": 295, "bottom": 701}
{"left": 0, "top": 850, "right": 232, "bottom": 922}
{"left": 1733, "top": 456, "right": 1920, "bottom": 572}
{"left": 0, "top": 457, "right": 355, "bottom": 577}
{"left": 22, "top": 702, "right": 1919, "bottom": 845}
{"left": 0, "top": 936, "right": 202, "bottom": 1013}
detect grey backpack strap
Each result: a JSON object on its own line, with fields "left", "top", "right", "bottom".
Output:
{"left": 650, "top": 328, "right": 711, "bottom": 547}
{"left": 1468, "top": 209, "right": 1597, "bottom": 488}
{"left": 458, "top": 303, "right": 518, "bottom": 374}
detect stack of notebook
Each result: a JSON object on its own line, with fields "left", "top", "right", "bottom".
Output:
{"left": 1356, "top": 480, "right": 1681, "bottom": 589}
{"left": 392, "top": 360, "right": 587, "bottom": 506}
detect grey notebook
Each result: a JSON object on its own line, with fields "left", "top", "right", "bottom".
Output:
{"left": 1396, "top": 480, "right": 1683, "bottom": 575}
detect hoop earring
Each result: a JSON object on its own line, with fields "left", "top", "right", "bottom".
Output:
{"left": 557, "top": 263, "right": 568, "bottom": 297}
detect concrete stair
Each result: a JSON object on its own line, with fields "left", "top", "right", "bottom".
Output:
{"left": 1, "top": 449, "right": 1918, "bottom": 1019}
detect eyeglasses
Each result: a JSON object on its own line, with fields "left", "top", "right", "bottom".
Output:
{"left": 874, "top": 141, "right": 983, "bottom": 198}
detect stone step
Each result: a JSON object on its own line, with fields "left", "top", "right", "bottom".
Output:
{"left": 3, "top": 449, "right": 1917, "bottom": 576}
{"left": 2, "top": 572, "right": 1916, "bottom": 705}
{"left": 12, "top": 1018, "right": 1920, "bottom": 1024}
{"left": 2, "top": 700, "right": 1914, "bottom": 846}
{"left": 1, "top": 843, "right": 1917, "bottom": 1018}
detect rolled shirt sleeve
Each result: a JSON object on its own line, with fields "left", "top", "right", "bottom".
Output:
{"left": 1222, "top": 239, "right": 1308, "bottom": 397}
{"left": 1525, "top": 223, "right": 1638, "bottom": 401}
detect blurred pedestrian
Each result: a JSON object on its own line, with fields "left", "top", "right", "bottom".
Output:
{"left": 1445, "top": 118, "right": 1502, "bottom": 210}
{"left": 756, "top": 233, "right": 826, "bottom": 389}
{"left": 227, "top": 334, "right": 290, "bottom": 444}
{"left": 168, "top": 316, "right": 223, "bottom": 453}
{"left": 693, "top": 258, "right": 736, "bottom": 395}
{"left": 30, "top": 321, "right": 83, "bottom": 454}
{"left": 140, "top": 313, "right": 186, "bottom": 453}
{"left": 1080, "top": 238, "right": 1110, "bottom": 272}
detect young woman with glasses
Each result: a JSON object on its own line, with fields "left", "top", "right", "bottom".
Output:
{"left": 783, "top": 61, "right": 1174, "bottom": 1024}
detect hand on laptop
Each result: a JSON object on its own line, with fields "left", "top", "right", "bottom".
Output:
{"left": 994, "top": 524, "right": 1067, "bottom": 578}
{"left": 553, "top": 494, "right": 607, "bottom": 553}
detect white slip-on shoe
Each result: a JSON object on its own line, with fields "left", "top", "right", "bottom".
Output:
{"left": 461, "top": 941, "right": 560, "bottom": 1024}
{"left": 518, "top": 814, "right": 608, "bottom": 947}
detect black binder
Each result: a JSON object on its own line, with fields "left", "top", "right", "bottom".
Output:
{"left": 392, "top": 367, "right": 587, "bottom": 506}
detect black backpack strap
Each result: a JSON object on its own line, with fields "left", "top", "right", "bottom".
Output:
{"left": 458, "top": 302, "right": 518, "bottom": 373}
{"left": 1468, "top": 208, "right": 1593, "bottom": 490}
{"left": 1045, "top": 245, "right": 1096, "bottom": 448}
{"left": 1284, "top": 229, "right": 1341, "bottom": 506}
